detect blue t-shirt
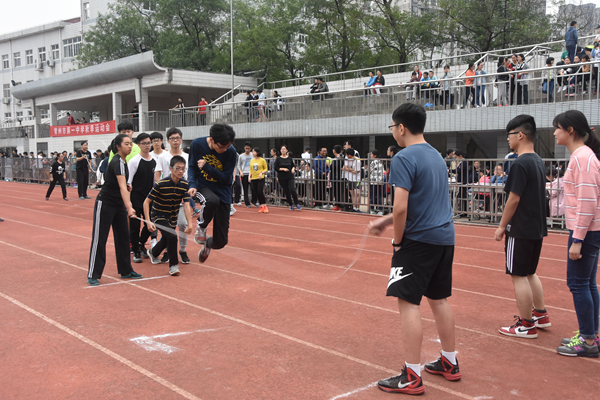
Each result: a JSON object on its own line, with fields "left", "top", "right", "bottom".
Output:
{"left": 188, "top": 137, "right": 237, "bottom": 204}
{"left": 389, "top": 143, "right": 455, "bottom": 246}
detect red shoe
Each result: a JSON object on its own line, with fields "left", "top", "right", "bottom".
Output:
{"left": 332, "top": 206, "right": 341, "bottom": 211}
{"left": 263, "top": 205, "right": 269, "bottom": 213}
{"left": 424, "top": 354, "right": 461, "bottom": 381}
{"left": 378, "top": 366, "right": 424, "bottom": 395}
{"left": 499, "top": 316, "right": 538, "bottom": 338}
{"left": 258, "top": 205, "right": 264, "bottom": 213}
{"left": 532, "top": 308, "right": 551, "bottom": 328}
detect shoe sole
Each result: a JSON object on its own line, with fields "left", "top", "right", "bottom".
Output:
{"left": 534, "top": 322, "right": 551, "bottom": 328}
{"left": 87, "top": 280, "right": 99, "bottom": 286}
{"left": 199, "top": 247, "right": 210, "bottom": 263}
{"left": 121, "top": 275, "right": 143, "bottom": 279}
{"left": 132, "top": 258, "right": 142, "bottom": 263}
{"left": 424, "top": 368, "right": 461, "bottom": 381}
{"left": 498, "top": 330, "right": 538, "bottom": 339}
{"left": 557, "top": 350, "right": 599, "bottom": 358}
{"left": 170, "top": 270, "right": 180, "bottom": 276}
{"left": 377, "top": 384, "right": 425, "bottom": 395}
{"left": 180, "top": 260, "right": 191, "bottom": 264}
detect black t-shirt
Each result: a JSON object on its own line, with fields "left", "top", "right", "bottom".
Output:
{"left": 330, "top": 156, "right": 344, "bottom": 181}
{"left": 50, "top": 160, "right": 65, "bottom": 179}
{"left": 76, "top": 150, "right": 92, "bottom": 171}
{"left": 273, "top": 156, "right": 295, "bottom": 180}
{"left": 98, "top": 155, "right": 128, "bottom": 207}
{"left": 129, "top": 154, "right": 156, "bottom": 206}
{"left": 503, "top": 153, "right": 548, "bottom": 240}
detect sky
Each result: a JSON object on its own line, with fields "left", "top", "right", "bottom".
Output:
{"left": 2, "top": 0, "right": 600, "bottom": 36}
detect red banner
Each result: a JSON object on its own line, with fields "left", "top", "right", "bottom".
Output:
{"left": 50, "top": 120, "right": 116, "bottom": 137}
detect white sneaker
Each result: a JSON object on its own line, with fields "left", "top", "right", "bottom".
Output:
{"left": 194, "top": 226, "right": 207, "bottom": 244}
{"left": 236, "top": 202, "right": 242, "bottom": 206}
{"left": 169, "top": 264, "right": 180, "bottom": 276}
{"left": 561, "top": 86, "right": 568, "bottom": 92}
{"left": 230, "top": 205, "right": 237, "bottom": 216}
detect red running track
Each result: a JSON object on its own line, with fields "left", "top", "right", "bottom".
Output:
{"left": 0, "top": 181, "right": 598, "bottom": 399}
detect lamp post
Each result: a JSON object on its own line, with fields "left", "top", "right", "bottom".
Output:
{"left": 230, "top": 0, "right": 234, "bottom": 96}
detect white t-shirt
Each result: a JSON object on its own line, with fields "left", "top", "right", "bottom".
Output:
{"left": 155, "top": 150, "right": 189, "bottom": 180}
{"left": 301, "top": 152, "right": 311, "bottom": 160}
{"left": 344, "top": 157, "right": 361, "bottom": 182}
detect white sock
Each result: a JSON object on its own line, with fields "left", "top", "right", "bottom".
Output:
{"left": 442, "top": 350, "right": 457, "bottom": 365}
{"left": 405, "top": 362, "right": 421, "bottom": 377}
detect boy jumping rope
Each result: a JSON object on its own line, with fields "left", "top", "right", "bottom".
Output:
{"left": 495, "top": 115, "right": 550, "bottom": 338}
{"left": 369, "top": 103, "right": 460, "bottom": 395}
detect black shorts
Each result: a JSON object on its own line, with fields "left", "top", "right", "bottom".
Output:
{"left": 504, "top": 236, "right": 543, "bottom": 276}
{"left": 386, "top": 238, "right": 454, "bottom": 305}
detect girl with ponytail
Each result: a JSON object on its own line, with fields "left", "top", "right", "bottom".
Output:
{"left": 553, "top": 110, "right": 600, "bottom": 357}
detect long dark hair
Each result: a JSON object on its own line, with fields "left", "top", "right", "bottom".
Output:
{"left": 553, "top": 110, "right": 600, "bottom": 158}
{"left": 111, "top": 133, "right": 130, "bottom": 154}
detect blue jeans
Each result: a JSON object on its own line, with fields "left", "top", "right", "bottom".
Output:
{"left": 476, "top": 86, "right": 485, "bottom": 106}
{"left": 567, "top": 44, "right": 576, "bottom": 64}
{"left": 567, "top": 230, "right": 600, "bottom": 339}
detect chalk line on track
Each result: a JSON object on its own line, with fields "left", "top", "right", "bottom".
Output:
{"left": 0, "top": 290, "right": 202, "bottom": 400}
{"left": 329, "top": 381, "right": 377, "bottom": 399}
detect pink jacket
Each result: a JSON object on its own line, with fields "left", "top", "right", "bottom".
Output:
{"left": 564, "top": 145, "right": 600, "bottom": 239}
{"left": 549, "top": 177, "right": 565, "bottom": 217}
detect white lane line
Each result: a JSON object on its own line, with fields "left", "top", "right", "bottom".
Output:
{"left": 130, "top": 328, "right": 225, "bottom": 354}
{"left": 0, "top": 290, "right": 201, "bottom": 400}
{"left": 329, "top": 382, "right": 377, "bottom": 399}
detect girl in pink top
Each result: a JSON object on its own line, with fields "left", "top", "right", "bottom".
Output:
{"left": 553, "top": 110, "right": 600, "bottom": 357}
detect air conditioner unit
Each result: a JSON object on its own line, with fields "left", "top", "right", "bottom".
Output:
{"left": 47, "top": 59, "right": 55, "bottom": 68}
{"left": 34, "top": 59, "right": 44, "bottom": 71}
{"left": 1, "top": 98, "right": 10, "bottom": 105}
{"left": 15, "top": 99, "right": 22, "bottom": 106}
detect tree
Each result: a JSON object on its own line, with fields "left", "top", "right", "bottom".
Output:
{"left": 437, "top": 0, "right": 553, "bottom": 53}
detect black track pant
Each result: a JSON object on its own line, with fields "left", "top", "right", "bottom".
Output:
{"left": 279, "top": 178, "right": 299, "bottom": 206}
{"left": 251, "top": 179, "right": 266, "bottom": 205}
{"left": 129, "top": 202, "right": 151, "bottom": 254}
{"left": 233, "top": 175, "right": 242, "bottom": 203}
{"left": 77, "top": 169, "right": 89, "bottom": 197}
{"left": 195, "top": 187, "right": 230, "bottom": 250}
{"left": 151, "top": 219, "right": 178, "bottom": 267}
{"left": 241, "top": 174, "right": 251, "bottom": 205}
{"left": 46, "top": 176, "right": 67, "bottom": 199}
{"left": 87, "top": 199, "right": 134, "bottom": 280}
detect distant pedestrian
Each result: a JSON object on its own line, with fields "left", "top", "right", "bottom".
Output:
{"left": 565, "top": 21, "right": 579, "bottom": 67}
{"left": 76, "top": 141, "right": 92, "bottom": 199}
{"left": 274, "top": 145, "right": 301, "bottom": 211}
{"left": 45, "top": 152, "right": 68, "bottom": 201}
{"left": 249, "top": 147, "right": 268, "bottom": 213}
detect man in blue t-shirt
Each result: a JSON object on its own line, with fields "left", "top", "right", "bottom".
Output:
{"left": 188, "top": 124, "right": 237, "bottom": 263}
{"left": 369, "top": 103, "right": 460, "bottom": 395}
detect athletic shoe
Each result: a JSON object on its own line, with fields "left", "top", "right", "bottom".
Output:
{"left": 84, "top": 196, "right": 91, "bottom": 199}
{"left": 63, "top": 198, "right": 69, "bottom": 201}
{"left": 130, "top": 243, "right": 133, "bottom": 253}
{"left": 161, "top": 253, "right": 169, "bottom": 264}
{"left": 499, "top": 316, "right": 538, "bottom": 339}
{"left": 150, "top": 238, "right": 158, "bottom": 248}
{"left": 561, "top": 331, "right": 581, "bottom": 346}
{"left": 332, "top": 206, "right": 341, "bottom": 211}
{"left": 377, "top": 366, "right": 424, "bottom": 395}
{"left": 121, "top": 271, "right": 143, "bottom": 279}
{"left": 192, "top": 208, "right": 201, "bottom": 218}
{"left": 140, "top": 247, "right": 149, "bottom": 259}
{"left": 230, "top": 205, "right": 236, "bottom": 216}
{"left": 45, "top": 198, "right": 49, "bottom": 201}
{"left": 556, "top": 337, "right": 600, "bottom": 358}
{"left": 87, "top": 278, "right": 100, "bottom": 286}
{"left": 199, "top": 244, "right": 211, "bottom": 263}
{"left": 194, "top": 226, "right": 207, "bottom": 244}
{"left": 79, "top": 196, "right": 85, "bottom": 200}
{"left": 263, "top": 205, "right": 269, "bottom": 213}
{"left": 424, "top": 355, "right": 461, "bottom": 381}
{"left": 0, "top": 218, "right": 3, "bottom": 222}
{"left": 258, "top": 205, "right": 265, "bottom": 213}
{"left": 562, "top": 86, "right": 568, "bottom": 92}
{"left": 132, "top": 252, "right": 143, "bottom": 263}
{"left": 147, "top": 248, "right": 161, "bottom": 265}
{"left": 236, "top": 202, "right": 242, "bottom": 206}
{"left": 296, "top": 204, "right": 302, "bottom": 210}
{"left": 290, "top": 206, "right": 295, "bottom": 211}
{"left": 179, "top": 251, "right": 190, "bottom": 264}
{"left": 532, "top": 308, "right": 551, "bottom": 328}
{"left": 246, "top": 204, "right": 251, "bottom": 208}
{"left": 169, "top": 265, "right": 181, "bottom": 276}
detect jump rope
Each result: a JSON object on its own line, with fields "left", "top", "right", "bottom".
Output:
{"left": 131, "top": 214, "right": 371, "bottom": 283}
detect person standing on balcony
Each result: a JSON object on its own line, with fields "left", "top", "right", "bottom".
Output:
{"left": 462, "top": 63, "right": 476, "bottom": 108}
{"left": 244, "top": 90, "right": 253, "bottom": 122}
{"left": 173, "top": 97, "right": 186, "bottom": 126}
{"left": 130, "top": 105, "right": 139, "bottom": 131}
{"left": 516, "top": 54, "right": 530, "bottom": 105}
{"left": 364, "top": 71, "right": 376, "bottom": 96}
{"left": 257, "top": 90, "right": 266, "bottom": 122}
{"left": 67, "top": 112, "right": 75, "bottom": 125}
{"left": 198, "top": 97, "right": 209, "bottom": 126}
{"left": 496, "top": 57, "right": 510, "bottom": 106}
{"left": 565, "top": 21, "right": 579, "bottom": 68}
{"left": 315, "top": 77, "right": 329, "bottom": 100}
{"left": 373, "top": 70, "right": 385, "bottom": 95}
{"left": 541, "top": 57, "right": 556, "bottom": 102}
{"left": 475, "top": 62, "right": 487, "bottom": 107}
{"left": 76, "top": 141, "right": 92, "bottom": 200}
{"left": 508, "top": 55, "right": 518, "bottom": 105}
{"left": 441, "top": 66, "right": 454, "bottom": 109}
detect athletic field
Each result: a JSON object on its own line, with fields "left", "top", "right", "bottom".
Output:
{"left": 0, "top": 181, "right": 596, "bottom": 399}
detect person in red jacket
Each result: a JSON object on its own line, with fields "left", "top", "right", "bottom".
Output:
{"left": 198, "top": 97, "right": 209, "bottom": 125}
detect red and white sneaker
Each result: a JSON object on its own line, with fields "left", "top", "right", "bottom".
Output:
{"left": 532, "top": 308, "right": 551, "bottom": 328}
{"left": 499, "top": 316, "right": 538, "bottom": 339}
{"left": 424, "top": 355, "right": 461, "bottom": 381}
{"left": 378, "top": 366, "right": 424, "bottom": 395}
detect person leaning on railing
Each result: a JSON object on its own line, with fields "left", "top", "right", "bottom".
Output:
{"left": 496, "top": 57, "right": 510, "bottom": 106}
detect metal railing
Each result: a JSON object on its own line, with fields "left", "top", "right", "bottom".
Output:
{"left": 0, "top": 125, "right": 33, "bottom": 139}
{"left": 0, "top": 156, "right": 102, "bottom": 187}
{"left": 118, "top": 111, "right": 170, "bottom": 132}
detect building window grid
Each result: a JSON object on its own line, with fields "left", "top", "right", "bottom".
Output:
{"left": 63, "top": 37, "right": 81, "bottom": 58}
{"left": 2, "top": 54, "right": 9, "bottom": 69}
{"left": 3, "top": 84, "right": 9, "bottom": 98}
{"left": 83, "top": 2, "right": 91, "bottom": 20}
{"left": 4, "top": 113, "right": 11, "bottom": 119}
{"left": 38, "top": 47, "right": 46, "bottom": 63}
{"left": 26, "top": 50, "right": 33, "bottom": 65}
{"left": 13, "top": 52, "right": 21, "bottom": 68}
{"left": 51, "top": 44, "right": 59, "bottom": 60}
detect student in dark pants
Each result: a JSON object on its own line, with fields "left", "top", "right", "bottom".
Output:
{"left": 274, "top": 145, "right": 301, "bottom": 210}
{"left": 237, "top": 142, "right": 253, "bottom": 207}
{"left": 76, "top": 141, "right": 92, "bottom": 199}
{"left": 46, "top": 152, "right": 68, "bottom": 201}
{"left": 86, "top": 134, "right": 143, "bottom": 286}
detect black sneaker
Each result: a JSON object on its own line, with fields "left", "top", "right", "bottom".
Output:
{"left": 199, "top": 244, "right": 211, "bottom": 263}
{"left": 378, "top": 366, "right": 424, "bottom": 395}
{"left": 87, "top": 278, "right": 100, "bottom": 286}
{"left": 140, "top": 246, "right": 149, "bottom": 259}
{"left": 121, "top": 271, "right": 143, "bottom": 279}
{"left": 424, "top": 354, "right": 461, "bottom": 381}
{"left": 179, "top": 251, "right": 190, "bottom": 264}
{"left": 161, "top": 253, "right": 170, "bottom": 264}
{"left": 132, "top": 252, "right": 142, "bottom": 263}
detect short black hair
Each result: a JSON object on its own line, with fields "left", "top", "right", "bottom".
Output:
{"left": 371, "top": 149, "right": 379, "bottom": 157}
{"left": 81, "top": 141, "right": 88, "bottom": 145}
{"left": 166, "top": 127, "right": 182, "bottom": 139}
{"left": 170, "top": 155, "right": 186, "bottom": 168}
{"left": 333, "top": 145, "right": 342, "bottom": 154}
{"left": 506, "top": 114, "right": 536, "bottom": 142}
{"left": 252, "top": 147, "right": 261, "bottom": 155}
{"left": 343, "top": 140, "right": 354, "bottom": 146}
{"left": 345, "top": 147, "right": 356, "bottom": 156}
{"left": 446, "top": 149, "right": 454, "bottom": 156}
{"left": 136, "top": 132, "right": 151, "bottom": 144}
{"left": 444, "top": 65, "right": 450, "bottom": 69}
{"left": 118, "top": 121, "right": 134, "bottom": 132}
{"left": 244, "top": 141, "right": 252, "bottom": 147}
{"left": 150, "top": 131, "right": 163, "bottom": 141}
{"left": 388, "top": 145, "right": 398, "bottom": 155}
{"left": 454, "top": 150, "right": 466, "bottom": 157}
{"left": 423, "top": 71, "right": 429, "bottom": 75}
{"left": 546, "top": 57, "right": 554, "bottom": 65}
{"left": 210, "top": 123, "right": 235, "bottom": 145}
{"left": 570, "top": 20, "right": 577, "bottom": 26}
{"left": 392, "top": 103, "right": 427, "bottom": 134}
{"left": 305, "top": 147, "right": 310, "bottom": 151}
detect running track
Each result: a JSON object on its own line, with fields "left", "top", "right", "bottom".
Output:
{"left": 0, "top": 181, "right": 597, "bottom": 399}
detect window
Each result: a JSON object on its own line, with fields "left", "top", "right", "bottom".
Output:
{"left": 2, "top": 54, "right": 9, "bottom": 69}
{"left": 16, "top": 112, "right": 23, "bottom": 118}
{"left": 4, "top": 113, "right": 11, "bottom": 119}
{"left": 83, "top": 2, "right": 91, "bottom": 20}
{"left": 38, "top": 47, "right": 46, "bottom": 62}
{"left": 26, "top": 50, "right": 33, "bottom": 65}
{"left": 3, "top": 84, "right": 9, "bottom": 98}
{"left": 142, "top": 1, "right": 156, "bottom": 11}
{"left": 13, "top": 52, "right": 21, "bottom": 68}
{"left": 63, "top": 37, "right": 82, "bottom": 58}
{"left": 51, "top": 44, "right": 59, "bottom": 60}
{"left": 298, "top": 34, "right": 308, "bottom": 45}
